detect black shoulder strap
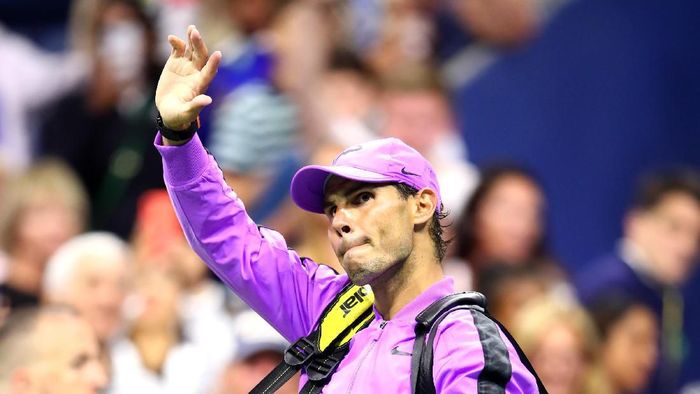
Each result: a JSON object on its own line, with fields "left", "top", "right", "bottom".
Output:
{"left": 250, "top": 283, "right": 374, "bottom": 394}
{"left": 410, "top": 292, "right": 547, "bottom": 394}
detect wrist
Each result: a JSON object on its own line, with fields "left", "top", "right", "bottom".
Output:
{"left": 162, "top": 119, "right": 192, "bottom": 131}
{"left": 157, "top": 112, "right": 199, "bottom": 144}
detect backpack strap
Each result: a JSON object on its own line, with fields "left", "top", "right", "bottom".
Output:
{"left": 298, "top": 344, "right": 352, "bottom": 394}
{"left": 251, "top": 283, "right": 375, "bottom": 394}
{"left": 410, "top": 292, "right": 486, "bottom": 394}
{"left": 410, "top": 292, "right": 547, "bottom": 394}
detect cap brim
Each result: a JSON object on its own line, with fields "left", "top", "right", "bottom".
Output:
{"left": 290, "top": 165, "right": 395, "bottom": 213}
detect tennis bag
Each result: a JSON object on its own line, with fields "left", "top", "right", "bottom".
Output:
{"left": 251, "top": 284, "right": 547, "bottom": 393}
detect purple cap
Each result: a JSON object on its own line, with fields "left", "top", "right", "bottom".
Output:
{"left": 290, "top": 138, "right": 441, "bottom": 214}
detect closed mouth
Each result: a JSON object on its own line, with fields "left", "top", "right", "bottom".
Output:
{"left": 340, "top": 239, "right": 369, "bottom": 256}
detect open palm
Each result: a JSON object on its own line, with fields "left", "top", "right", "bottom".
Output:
{"left": 155, "top": 25, "right": 221, "bottom": 130}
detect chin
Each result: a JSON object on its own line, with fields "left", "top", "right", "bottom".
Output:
{"left": 346, "top": 263, "right": 383, "bottom": 286}
{"left": 346, "top": 268, "right": 373, "bottom": 286}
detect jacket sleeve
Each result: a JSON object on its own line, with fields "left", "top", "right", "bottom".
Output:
{"left": 431, "top": 310, "right": 540, "bottom": 393}
{"left": 154, "top": 133, "right": 348, "bottom": 342}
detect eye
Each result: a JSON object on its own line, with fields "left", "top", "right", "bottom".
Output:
{"left": 354, "top": 191, "right": 373, "bottom": 205}
{"left": 70, "top": 353, "right": 90, "bottom": 369}
{"left": 324, "top": 205, "right": 337, "bottom": 218}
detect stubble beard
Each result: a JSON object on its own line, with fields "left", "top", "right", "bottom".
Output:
{"left": 346, "top": 257, "right": 386, "bottom": 286}
{"left": 345, "top": 244, "right": 412, "bottom": 287}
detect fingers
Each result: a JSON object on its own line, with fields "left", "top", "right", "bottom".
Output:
{"left": 184, "top": 25, "right": 195, "bottom": 60}
{"left": 168, "top": 35, "right": 186, "bottom": 58}
{"left": 198, "top": 50, "right": 222, "bottom": 92}
{"left": 190, "top": 27, "right": 210, "bottom": 69}
{"left": 171, "top": 25, "right": 210, "bottom": 70}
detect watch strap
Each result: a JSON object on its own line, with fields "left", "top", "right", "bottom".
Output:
{"left": 156, "top": 112, "right": 199, "bottom": 142}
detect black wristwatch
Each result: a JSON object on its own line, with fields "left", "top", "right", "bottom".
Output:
{"left": 156, "top": 112, "right": 199, "bottom": 142}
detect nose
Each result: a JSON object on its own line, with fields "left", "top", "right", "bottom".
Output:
{"left": 86, "top": 358, "right": 109, "bottom": 392}
{"left": 331, "top": 208, "right": 353, "bottom": 237}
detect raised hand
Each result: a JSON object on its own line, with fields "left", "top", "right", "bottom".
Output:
{"left": 155, "top": 25, "right": 222, "bottom": 132}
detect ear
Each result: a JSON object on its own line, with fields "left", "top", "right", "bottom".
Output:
{"left": 412, "top": 188, "right": 438, "bottom": 226}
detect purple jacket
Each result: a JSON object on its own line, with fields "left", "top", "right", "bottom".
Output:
{"left": 155, "top": 134, "right": 539, "bottom": 393}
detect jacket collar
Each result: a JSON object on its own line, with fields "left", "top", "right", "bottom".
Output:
{"left": 372, "top": 277, "right": 455, "bottom": 323}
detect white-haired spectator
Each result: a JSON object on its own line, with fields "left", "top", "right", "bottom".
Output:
{"left": 43, "top": 232, "right": 131, "bottom": 344}
{"left": 42, "top": 231, "right": 130, "bottom": 392}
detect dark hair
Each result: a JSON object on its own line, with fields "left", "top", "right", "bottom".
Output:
{"left": 454, "top": 164, "right": 547, "bottom": 263}
{"left": 328, "top": 47, "right": 376, "bottom": 82}
{"left": 588, "top": 294, "right": 656, "bottom": 340}
{"left": 379, "top": 63, "right": 447, "bottom": 97}
{"left": 99, "top": 0, "right": 155, "bottom": 38}
{"left": 631, "top": 168, "right": 700, "bottom": 212}
{"left": 477, "top": 263, "right": 544, "bottom": 302}
{"left": 393, "top": 183, "right": 449, "bottom": 261}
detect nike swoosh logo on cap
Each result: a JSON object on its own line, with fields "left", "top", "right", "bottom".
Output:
{"left": 390, "top": 346, "right": 412, "bottom": 356}
{"left": 400, "top": 167, "right": 420, "bottom": 177}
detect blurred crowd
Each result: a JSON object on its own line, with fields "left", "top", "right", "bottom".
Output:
{"left": 0, "top": 0, "right": 699, "bottom": 393}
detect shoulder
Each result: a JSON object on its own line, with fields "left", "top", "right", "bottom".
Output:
{"left": 431, "top": 309, "right": 486, "bottom": 371}
{"left": 430, "top": 309, "right": 540, "bottom": 393}
{"left": 575, "top": 253, "right": 642, "bottom": 304}
{"left": 575, "top": 253, "right": 625, "bottom": 291}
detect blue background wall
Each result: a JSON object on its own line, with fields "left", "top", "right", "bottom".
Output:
{"left": 454, "top": 0, "right": 700, "bottom": 271}
{"left": 454, "top": 0, "right": 700, "bottom": 385}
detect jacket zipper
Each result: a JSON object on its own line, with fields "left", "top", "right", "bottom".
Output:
{"left": 346, "top": 321, "right": 388, "bottom": 393}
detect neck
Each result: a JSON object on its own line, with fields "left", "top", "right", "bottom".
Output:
{"left": 620, "top": 238, "right": 665, "bottom": 286}
{"left": 371, "top": 247, "right": 443, "bottom": 320}
{"left": 130, "top": 326, "right": 179, "bottom": 374}
{"left": 131, "top": 323, "right": 179, "bottom": 342}
{"left": 5, "top": 252, "right": 45, "bottom": 294}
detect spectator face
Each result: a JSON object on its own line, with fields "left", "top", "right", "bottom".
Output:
{"left": 602, "top": 305, "right": 658, "bottom": 393}
{"left": 628, "top": 191, "right": 700, "bottom": 285}
{"left": 320, "top": 71, "right": 376, "bottom": 121}
{"left": 96, "top": 1, "right": 149, "bottom": 88}
{"left": 15, "top": 198, "right": 81, "bottom": 264}
{"left": 381, "top": 90, "right": 453, "bottom": 155}
{"left": 324, "top": 178, "right": 418, "bottom": 286}
{"left": 474, "top": 175, "right": 544, "bottom": 264}
{"left": 456, "top": 0, "right": 538, "bottom": 45}
{"left": 67, "top": 256, "right": 129, "bottom": 342}
{"left": 488, "top": 275, "right": 545, "bottom": 329}
{"left": 216, "top": 310, "right": 293, "bottom": 394}
{"left": 131, "top": 272, "right": 180, "bottom": 332}
{"left": 16, "top": 315, "right": 107, "bottom": 394}
{"left": 529, "top": 322, "right": 586, "bottom": 394}
{"left": 219, "top": 351, "right": 298, "bottom": 394}
{"left": 169, "top": 242, "right": 208, "bottom": 288}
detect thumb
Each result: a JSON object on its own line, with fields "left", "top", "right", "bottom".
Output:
{"left": 187, "top": 94, "right": 213, "bottom": 113}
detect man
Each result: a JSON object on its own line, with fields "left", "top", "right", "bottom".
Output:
{"left": 43, "top": 232, "right": 131, "bottom": 345}
{"left": 0, "top": 306, "right": 108, "bottom": 393}
{"left": 153, "top": 25, "right": 539, "bottom": 392}
{"left": 576, "top": 170, "right": 700, "bottom": 393}
{"left": 215, "top": 310, "right": 297, "bottom": 394}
